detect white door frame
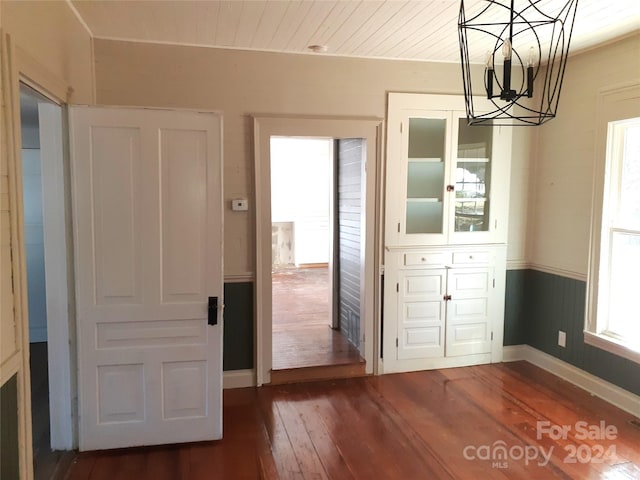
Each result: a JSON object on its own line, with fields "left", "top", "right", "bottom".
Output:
{"left": 3, "top": 33, "right": 83, "bottom": 477}
{"left": 253, "top": 116, "right": 382, "bottom": 385}
{"left": 18, "top": 81, "right": 77, "bottom": 450}
{"left": 36, "top": 100, "right": 76, "bottom": 450}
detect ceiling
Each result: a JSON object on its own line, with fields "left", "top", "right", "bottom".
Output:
{"left": 70, "top": 0, "right": 640, "bottom": 63}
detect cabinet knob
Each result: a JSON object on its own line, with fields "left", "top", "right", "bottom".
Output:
{"left": 421, "top": 257, "right": 426, "bottom": 261}
{"left": 444, "top": 294, "right": 452, "bottom": 301}
{"left": 446, "top": 185, "right": 455, "bottom": 192}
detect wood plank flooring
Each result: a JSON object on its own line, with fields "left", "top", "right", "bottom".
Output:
{"left": 272, "top": 267, "right": 362, "bottom": 370}
{"left": 30, "top": 342, "right": 76, "bottom": 480}
{"left": 64, "top": 361, "right": 640, "bottom": 480}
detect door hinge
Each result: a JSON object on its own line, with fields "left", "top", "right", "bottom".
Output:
{"left": 495, "top": 219, "right": 498, "bottom": 229}
{"left": 396, "top": 282, "right": 399, "bottom": 293}
{"left": 400, "top": 123, "right": 403, "bottom": 133}
{"left": 491, "top": 332, "right": 494, "bottom": 341}
{"left": 397, "top": 222, "right": 400, "bottom": 233}
{"left": 493, "top": 278, "right": 496, "bottom": 288}
{"left": 396, "top": 338, "right": 399, "bottom": 347}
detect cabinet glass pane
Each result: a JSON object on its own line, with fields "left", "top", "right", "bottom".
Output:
{"left": 405, "top": 118, "right": 446, "bottom": 234}
{"left": 408, "top": 118, "right": 446, "bottom": 159}
{"left": 406, "top": 201, "right": 443, "bottom": 234}
{"left": 455, "top": 119, "right": 493, "bottom": 232}
{"left": 407, "top": 161, "right": 443, "bottom": 199}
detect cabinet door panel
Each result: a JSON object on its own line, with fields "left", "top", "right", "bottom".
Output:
{"left": 397, "top": 270, "right": 446, "bottom": 359}
{"left": 446, "top": 268, "right": 492, "bottom": 357}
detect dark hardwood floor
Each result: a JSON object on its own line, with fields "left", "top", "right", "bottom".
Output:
{"left": 30, "top": 342, "right": 76, "bottom": 480}
{"left": 64, "top": 361, "right": 640, "bottom": 479}
{"left": 272, "top": 266, "right": 362, "bottom": 371}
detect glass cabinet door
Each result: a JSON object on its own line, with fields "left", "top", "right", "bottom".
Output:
{"left": 405, "top": 117, "right": 447, "bottom": 234}
{"left": 454, "top": 118, "right": 493, "bottom": 233}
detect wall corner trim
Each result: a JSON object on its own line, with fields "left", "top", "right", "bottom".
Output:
{"left": 223, "top": 369, "right": 256, "bottom": 389}
{"left": 503, "top": 345, "right": 640, "bottom": 418}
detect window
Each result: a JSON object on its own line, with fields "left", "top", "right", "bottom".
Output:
{"left": 586, "top": 117, "right": 640, "bottom": 363}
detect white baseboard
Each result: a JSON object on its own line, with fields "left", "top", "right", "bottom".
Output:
{"left": 223, "top": 369, "right": 256, "bottom": 389}
{"left": 502, "top": 345, "right": 528, "bottom": 362}
{"left": 503, "top": 345, "right": 640, "bottom": 418}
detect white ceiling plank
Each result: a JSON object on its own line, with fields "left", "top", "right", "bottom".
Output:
{"left": 394, "top": 2, "right": 460, "bottom": 59}
{"left": 376, "top": 0, "right": 450, "bottom": 58}
{"left": 286, "top": 1, "right": 341, "bottom": 51}
{"left": 339, "top": 1, "right": 419, "bottom": 55}
{"left": 71, "top": 0, "right": 639, "bottom": 62}
{"left": 326, "top": 1, "right": 389, "bottom": 53}
{"left": 250, "top": 0, "right": 292, "bottom": 49}
{"left": 358, "top": 1, "right": 434, "bottom": 57}
{"left": 233, "top": 1, "right": 268, "bottom": 48}
{"left": 215, "top": 1, "right": 245, "bottom": 46}
{"left": 267, "top": 0, "right": 315, "bottom": 50}
{"left": 199, "top": 1, "right": 221, "bottom": 46}
{"left": 308, "top": 1, "right": 363, "bottom": 48}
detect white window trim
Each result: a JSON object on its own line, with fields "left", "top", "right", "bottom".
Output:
{"left": 585, "top": 82, "right": 640, "bottom": 365}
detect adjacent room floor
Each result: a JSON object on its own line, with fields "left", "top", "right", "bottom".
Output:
{"left": 65, "top": 361, "right": 640, "bottom": 479}
{"left": 30, "top": 343, "right": 74, "bottom": 480}
{"left": 271, "top": 266, "right": 362, "bottom": 371}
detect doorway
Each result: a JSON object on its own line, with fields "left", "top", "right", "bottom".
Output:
{"left": 19, "top": 83, "right": 75, "bottom": 477}
{"left": 254, "top": 116, "right": 382, "bottom": 385}
{"left": 270, "top": 137, "right": 362, "bottom": 371}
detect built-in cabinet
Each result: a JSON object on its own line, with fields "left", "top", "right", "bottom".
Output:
{"left": 383, "top": 93, "right": 512, "bottom": 373}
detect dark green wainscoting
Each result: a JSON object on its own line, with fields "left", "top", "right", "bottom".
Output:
{"left": 504, "top": 269, "right": 528, "bottom": 346}
{"left": 1, "top": 374, "right": 20, "bottom": 480}
{"left": 504, "top": 269, "right": 640, "bottom": 396}
{"left": 223, "top": 282, "right": 254, "bottom": 371}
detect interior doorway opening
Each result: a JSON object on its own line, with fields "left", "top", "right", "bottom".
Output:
{"left": 20, "top": 83, "right": 75, "bottom": 477}
{"left": 254, "top": 116, "right": 381, "bottom": 386}
{"left": 270, "top": 137, "right": 363, "bottom": 372}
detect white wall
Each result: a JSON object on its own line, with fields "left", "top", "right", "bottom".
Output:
{"left": 94, "top": 39, "right": 530, "bottom": 276}
{"left": 1, "top": 0, "right": 94, "bottom": 104}
{"left": 528, "top": 34, "right": 640, "bottom": 278}
{"left": 21, "top": 149, "right": 47, "bottom": 343}
{"left": 271, "top": 137, "right": 332, "bottom": 266}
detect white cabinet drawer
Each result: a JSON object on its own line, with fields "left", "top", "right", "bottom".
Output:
{"left": 403, "top": 252, "right": 450, "bottom": 267}
{"left": 452, "top": 251, "right": 491, "bottom": 265}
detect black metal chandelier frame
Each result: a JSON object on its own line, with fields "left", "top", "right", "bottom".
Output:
{"left": 458, "top": 0, "right": 579, "bottom": 126}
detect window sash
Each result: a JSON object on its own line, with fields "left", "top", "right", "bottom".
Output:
{"left": 593, "top": 118, "right": 640, "bottom": 354}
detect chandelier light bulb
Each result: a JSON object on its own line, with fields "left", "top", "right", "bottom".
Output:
{"left": 502, "top": 39, "right": 512, "bottom": 60}
{"left": 485, "top": 50, "right": 493, "bottom": 68}
{"left": 527, "top": 46, "right": 536, "bottom": 67}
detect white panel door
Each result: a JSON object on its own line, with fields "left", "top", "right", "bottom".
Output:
{"left": 446, "top": 268, "right": 492, "bottom": 357}
{"left": 70, "top": 106, "right": 223, "bottom": 451}
{"left": 397, "top": 269, "right": 446, "bottom": 360}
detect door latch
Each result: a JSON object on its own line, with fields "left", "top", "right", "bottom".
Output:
{"left": 208, "top": 296, "right": 218, "bottom": 325}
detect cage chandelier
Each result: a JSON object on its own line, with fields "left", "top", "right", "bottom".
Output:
{"left": 458, "top": 0, "right": 579, "bottom": 126}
